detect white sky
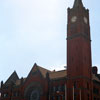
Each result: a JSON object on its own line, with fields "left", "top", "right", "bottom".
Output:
{"left": 0, "top": 0, "right": 100, "bottom": 82}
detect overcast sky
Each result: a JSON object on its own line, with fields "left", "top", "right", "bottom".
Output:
{"left": 0, "top": 0, "right": 100, "bottom": 82}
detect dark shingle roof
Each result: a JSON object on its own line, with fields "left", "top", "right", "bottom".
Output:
{"left": 5, "top": 71, "right": 19, "bottom": 85}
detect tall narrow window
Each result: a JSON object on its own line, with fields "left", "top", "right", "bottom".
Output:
{"left": 53, "top": 86, "right": 56, "bottom": 92}
{"left": 56, "top": 96, "right": 60, "bottom": 100}
{"left": 74, "top": 82, "right": 77, "bottom": 88}
{"left": 61, "top": 84, "right": 65, "bottom": 92}
{"left": 87, "top": 82, "right": 89, "bottom": 90}
{"left": 62, "top": 95, "right": 65, "bottom": 100}
{"left": 52, "top": 96, "right": 55, "bottom": 100}
{"left": 88, "top": 94, "right": 89, "bottom": 100}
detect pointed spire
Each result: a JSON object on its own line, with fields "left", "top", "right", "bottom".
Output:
{"left": 73, "top": 0, "right": 84, "bottom": 8}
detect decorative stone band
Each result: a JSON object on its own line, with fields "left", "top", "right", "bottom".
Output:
{"left": 67, "top": 75, "right": 92, "bottom": 81}
{"left": 67, "top": 33, "right": 91, "bottom": 41}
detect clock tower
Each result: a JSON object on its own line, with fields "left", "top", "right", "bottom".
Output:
{"left": 67, "top": 0, "right": 93, "bottom": 100}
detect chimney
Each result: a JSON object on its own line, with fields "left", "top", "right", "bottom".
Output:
{"left": 21, "top": 77, "right": 24, "bottom": 85}
{"left": 92, "top": 66, "right": 98, "bottom": 74}
{"left": 1, "top": 81, "right": 3, "bottom": 88}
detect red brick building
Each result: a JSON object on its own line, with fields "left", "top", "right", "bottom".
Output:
{"left": 0, "top": 0, "right": 100, "bottom": 100}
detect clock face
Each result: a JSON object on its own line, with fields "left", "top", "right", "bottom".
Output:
{"left": 84, "top": 17, "right": 88, "bottom": 24}
{"left": 71, "top": 16, "right": 77, "bottom": 23}
{"left": 30, "top": 90, "right": 40, "bottom": 100}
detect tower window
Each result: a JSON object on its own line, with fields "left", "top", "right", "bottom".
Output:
{"left": 74, "top": 93, "right": 77, "bottom": 100}
{"left": 87, "top": 82, "right": 89, "bottom": 90}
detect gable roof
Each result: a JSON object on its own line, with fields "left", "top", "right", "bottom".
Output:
{"left": 34, "top": 64, "right": 67, "bottom": 79}
{"left": 5, "top": 71, "right": 19, "bottom": 85}
{"left": 4, "top": 64, "right": 100, "bottom": 87}
{"left": 27, "top": 63, "right": 51, "bottom": 79}
{"left": 14, "top": 65, "right": 67, "bottom": 86}
{"left": 3, "top": 64, "right": 67, "bottom": 86}
{"left": 37, "top": 65, "right": 51, "bottom": 78}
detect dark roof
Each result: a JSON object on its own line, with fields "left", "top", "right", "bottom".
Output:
{"left": 4, "top": 64, "right": 100, "bottom": 86}
{"left": 14, "top": 69, "right": 67, "bottom": 86}
{"left": 92, "top": 74, "right": 100, "bottom": 82}
{"left": 5, "top": 71, "right": 19, "bottom": 85}
{"left": 73, "top": 0, "right": 83, "bottom": 8}
{"left": 27, "top": 63, "right": 51, "bottom": 78}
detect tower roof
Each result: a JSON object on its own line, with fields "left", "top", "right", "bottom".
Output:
{"left": 73, "top": 0, "right": 84, "bottom": 8}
